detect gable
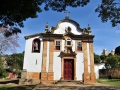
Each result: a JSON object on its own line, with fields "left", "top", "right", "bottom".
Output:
{"left": 53, "top": 22, "right": 82, "bottom": 35}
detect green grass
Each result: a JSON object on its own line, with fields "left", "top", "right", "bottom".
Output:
{"left": 0, "top": 85, "right": 36, "bottom": 90}
{"left": 97, "top": 78, "right": 120, "bottom": 86}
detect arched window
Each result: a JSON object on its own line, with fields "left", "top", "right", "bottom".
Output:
{"left": 32, "top": 38, "right": 40, "bottom": 53}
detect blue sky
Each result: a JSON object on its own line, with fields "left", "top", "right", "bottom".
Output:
{"left": 16, "top": 0, "right": 120, "bottom": 55}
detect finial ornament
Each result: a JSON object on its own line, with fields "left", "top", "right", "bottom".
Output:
{"left": 87, "top": 24, "right": 91, "bottom": 35}
{"left": 45, "top": 22, "right": 49, "bottom": 32}
{"left": 64, "top": 10, "right": 70, "bottom": 19}
{"left": 88, "top": 24, "right": 91, "bottom": 30}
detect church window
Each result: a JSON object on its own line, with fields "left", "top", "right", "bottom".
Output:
{"left": 55, "top": 41, "right": 60, "bottom": 50}
{"left": 67, "top": 39, "right": 71, "bottom": 46}
{"left": 32, "top": 38, "right": 40, "bottom": 53}
{"left": 77, "top": 42, "right": 82, "bottom": 51}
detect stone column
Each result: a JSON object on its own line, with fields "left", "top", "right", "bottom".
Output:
{"left": 82, "top": 42, "right": 90, "bottom": 83}
{"left": 48, "top": 40, "right": 54, "bottom": 80}
{"left": 89, "top": 43, "right": 96, "bottom": 83}
{"left": 41, "top": 40, "right": 47, "bottom": 81}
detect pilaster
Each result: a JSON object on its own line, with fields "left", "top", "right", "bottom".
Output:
{"left": 41, "top": 40, "right": 47, "bottom": 81}
{"left": 89, "top": 43, "right": 96, "bottom": 82}
{"left": 82, "top": 42, "right": 90, "bottom": 83}
{"left": 48, "top": 40, "right": 54, "bottom": 80}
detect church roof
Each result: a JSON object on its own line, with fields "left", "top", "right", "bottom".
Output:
{"left": 24, "top": 17, "right": 94, "bottom": 41}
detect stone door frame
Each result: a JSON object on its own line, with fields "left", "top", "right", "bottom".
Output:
{"left": 61, "top": 57, "right": 77, "bottom": 80}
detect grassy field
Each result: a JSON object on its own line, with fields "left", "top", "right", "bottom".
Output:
{"left": 0, "top": 85, "right": 36, "bottom": 90}
{"left": 97, "top": 78, "right": 120, "bottom": 86}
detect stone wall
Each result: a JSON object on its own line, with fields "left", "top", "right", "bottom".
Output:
{"left": 99, "top": 68, "right": 120, "bottom": 79}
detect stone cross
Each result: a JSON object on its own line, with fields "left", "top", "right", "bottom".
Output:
{"left": 64, "top": 10, "right": 70, "bottom": 17}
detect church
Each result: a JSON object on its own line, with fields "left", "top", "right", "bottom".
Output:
{"left": 21, "top": 13, "right": 96, "bottom": 84}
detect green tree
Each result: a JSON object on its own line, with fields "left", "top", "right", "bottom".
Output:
{"left": 115, "top": 46, "right": 120, "bottom": 55}
{"left": 7, "top": 53, "right": 24, "bottom": 74}
{"left": 94, "top": 53, "right": 101, "bottom": 64}
{"left": 104, "top": 55, "right": 120, "bottom": 69}
{"left": 100, "top": 54, "right": 107, "bottom": 62}
{"left": 0, "top": 54, "right": 8, "bottom": 78}
{"left": 0, "top": 0, "right": 119, "bottom": 28}
{"left": 104, "top": 55, "right": 120, "bottom": 78}
{"left": 95, "top": 0, "right": 120, "bottom": 27}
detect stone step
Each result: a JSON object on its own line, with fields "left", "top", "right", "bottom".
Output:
{"left": 55, "top": 80, "right": 83, "bottom": 85}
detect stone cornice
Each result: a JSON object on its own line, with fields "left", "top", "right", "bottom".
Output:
{"left": 24, "top": 33, "right": 94, "bottom": 42}
{"left": 24, "top": 33, "right": 42, "bottom": 40}
{"left": 60, "top": 51, "right": 77, "bottom": 58}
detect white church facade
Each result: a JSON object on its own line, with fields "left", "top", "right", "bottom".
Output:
{"left": 21, "top": 16, "right": 96, "bottom": 84}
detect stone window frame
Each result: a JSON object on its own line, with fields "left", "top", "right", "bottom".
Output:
{"left": 54, "top": 39, "right": 62, "bottom": 51}
{"left": 32, "top": 38, "right": 41, "bottom": 53}
{"left": 75, "top": 40, "right": 82, "bottom": 52}
{"left": 65, "top": 37, "right": 73, "bottom": 47}
{"left": 66, "top": 38, "right": 71, "bottom": 46}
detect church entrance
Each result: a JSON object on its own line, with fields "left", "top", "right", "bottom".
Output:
{"left": 64, "top": 59, "right": 74, "bottom": 80}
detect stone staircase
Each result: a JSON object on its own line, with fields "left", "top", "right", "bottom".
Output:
{"left": 55, "top": 80, "right": 83, "bottom": 86}
{"left": 33, "top": 80, "right": 83, "bottom": 90}
{"left": 33, "top": 80, "right": 120, "bottom": 90}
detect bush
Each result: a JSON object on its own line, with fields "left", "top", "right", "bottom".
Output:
{"left": 0, "top": 69, "right": 8, "bottom": 79}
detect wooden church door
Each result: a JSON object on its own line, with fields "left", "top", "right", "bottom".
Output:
{"left": 64, "top": 59, "right": 74, "bottom": 80}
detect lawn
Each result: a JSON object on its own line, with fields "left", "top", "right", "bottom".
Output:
{"left": 0, "top": 85, "right": 36, "bottom": 90}
{"left": 97, "top": 78, "right": 120, "bottom": 86}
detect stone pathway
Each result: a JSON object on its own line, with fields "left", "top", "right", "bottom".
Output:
{"left": 0, "top": 79, "right": 120, "bottom": 90}
{"left": 33, "top": 83, "right": 120, "bottom": 90}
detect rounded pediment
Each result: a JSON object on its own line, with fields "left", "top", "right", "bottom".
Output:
{"left": 52, "top": 18, "right": 82, "bottom": 35}
{"left": 58, "top": 19, "right": 80, "bottom": 28}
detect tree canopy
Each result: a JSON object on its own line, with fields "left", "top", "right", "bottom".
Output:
{"left": 115, "top": 46, "right": 120, "bottom": 55}
{"left": 94, "top": 53, "right": 101, "bottom": 64}
{"left": 104, "top": 55, "right": 120, "bottom": 69}
{"left": 0, "top": 54, "right": 8, "bottom": 78}
{"left": 0, "top": 25, "right": 21, "bottom": 54}
{"left": 0, "top": 0, "right": 119, "bottom": 28}
{"left": 7, "top": 53, "right": 24, "bottom": 73}
{"left": 0, "top": 0, "right": 42, "bottom": 27}
{"left": 95, "top": 0, "right": 120, "bottom": 27}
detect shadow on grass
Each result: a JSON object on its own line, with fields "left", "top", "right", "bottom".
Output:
{"left": 108, "top": 79, "right": 120, "bottom": 82}
{"left": 0, "top": 79, "right": 19, "bottom": 84}
{"left": 0, "top": 85, "right": 36, "bottom": 90}
{"left": 0, "top": 79, "right": 36, "bottom": 90}
{"left": 98, "top": 79, "right": 120, "bottom": 82}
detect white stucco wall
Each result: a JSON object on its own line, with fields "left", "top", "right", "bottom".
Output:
{"left": 23, "top": 36, "right": 43, "bottom": 72}
{"left": 61, "top": 40, "right": 64, "bottom": 51}
{"left": 94, "top": 63, "right": 105, "bottom": 79}
{"left": 54, "top": 22, "right": 82, "bottom": 35}
{"left": 76, "top": 53, "right": 84, "bottom": 80}
{"left": 72, "top": 40, "right": 75, "bottom": 51}
{"left": 53, "top": 52, "right": 61, "bottom": 80}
